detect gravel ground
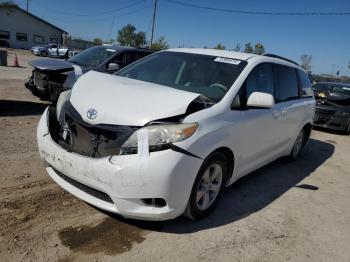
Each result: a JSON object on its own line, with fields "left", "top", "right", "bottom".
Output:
{"left": 0, "top": 52, "right": 350, "bottom": 262}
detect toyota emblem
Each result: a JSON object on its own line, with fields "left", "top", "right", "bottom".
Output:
{"left": 87, "top": 108, "right": 97, "bottom": 120}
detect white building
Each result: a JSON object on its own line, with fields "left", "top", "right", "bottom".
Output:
{"left": 0, "top": 4, "right": 67, "bottom": 49}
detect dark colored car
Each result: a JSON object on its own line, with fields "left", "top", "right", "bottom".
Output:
{"left": 313, "top": 82, "right": 350, "bottom": 133}
{"left": 25, "top": 45, "right": 155, "bottom": 102}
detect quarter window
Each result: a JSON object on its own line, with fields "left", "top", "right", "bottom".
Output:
{"left": 298, "top": 70, "right": 313, "bottom": 97}
{"left": 0, "top": 30, "right": 10, "bottom": 39}
{"left": 275, "top": 65, "right": 299, "bottom": 102}
{"left": 33, "top": 35, "right": 44, "bottom": 44}
{"left": 16, "top": 33, "right": 27, "bottom": 42}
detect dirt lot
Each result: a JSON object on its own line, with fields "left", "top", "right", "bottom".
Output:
{"left": 1, "top": 52, "right": 350, "bottom": 262}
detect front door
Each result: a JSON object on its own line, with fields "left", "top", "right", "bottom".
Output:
{"left": 229, "top": 63, "right": 286, "bottom": 177}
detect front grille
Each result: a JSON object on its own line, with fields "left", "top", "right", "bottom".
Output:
{"left": 34, "top": 70, "right": 48, "bottom": 89}
{"left": 53, "top": 167, "right": 114, "bottom": 204}
{"left": 48, "top": 104, "right": 138, "bottom": 158}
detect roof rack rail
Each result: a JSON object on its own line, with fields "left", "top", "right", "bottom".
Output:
{"left": 264, "top": 54, "right": 299, "bottom": 66}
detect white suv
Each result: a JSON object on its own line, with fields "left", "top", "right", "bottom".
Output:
{"left": 37, "top": 48, "right": 315, "bottom": 220}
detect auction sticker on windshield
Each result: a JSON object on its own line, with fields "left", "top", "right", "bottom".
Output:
{"left": 214, "top": 57, "right": 241, "bottom": 65}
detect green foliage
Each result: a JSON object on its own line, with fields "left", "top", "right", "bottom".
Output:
{"left": 254, "top": 43, "right": 265, "bottom": 55}
{"left": 300, "top": 55, "right": 312, "bottom": 71}
{"left": 0, "top": 1, "right": 18, "bottom": 8}
{"left": 232, "top": 44, "right": 241, "bottom": 52}
{"left": 244, "top": 42, "right": 254, "bottom": 53}
{"left": 92, "top": 38, "right": 102, "bottom": 45}
{"left": 117, "top": 24, "right": 146, "bottom": 47}
{"left": 244, "top": 42, "right": 265, "bottom": 55}
{"left": 213, "top": 43, "right": 226, "bottom": 50}
{"left": 150, "top": 36, "right": 169, "bottom": 50}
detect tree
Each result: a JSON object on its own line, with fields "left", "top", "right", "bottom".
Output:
{"left": 348, "top": 61, "right": 350, "bottom": 70}
{"left": 232, "top": 44, "right": 241, "bottom": 52}
{"left": 213, "top": 43, "right": 225, "bottom": 50}
{"left": 254, "top": 43, "right": 265, "bottom": 55}
{"left": 117, "top": 24, "right": 146, "bottom": 47}
{"left": 300, "top": 55, "right": 312, "bottom": 71}
{"left": 150, "top": 36, "right": 169, "bottom": 50}
{"left": 92, "top": 38, "right": 102, "bottom": 45}
{"left": 0, "top": 1, "right": 18, "bottom": 8}
{"left": 244, "top": 42, "right": 254, "bottom": 53}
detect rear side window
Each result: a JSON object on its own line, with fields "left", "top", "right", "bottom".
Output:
{"left": 275, "top": 65, "right": 299, "bottom": 102}
{"left": 298, "top": 70, "right": 313, "bottom": 97}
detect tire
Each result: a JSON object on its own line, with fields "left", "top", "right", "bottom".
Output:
{"left": 184, "top": 151, "right": 228, "bottom": 220}
{"left": 40, "top": 51, "right": 48, "bottom": 57}
{"left": 289, "top": 129, "right": 305, "bottom": 160}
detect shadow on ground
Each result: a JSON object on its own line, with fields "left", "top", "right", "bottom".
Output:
{"left": 313, "top": 126, "right": 348, "bottom": 136}
{"left": 105, "top": 138, "right": 334, "bottom": 233}
{"left": 0, "top": 100, "right": 48, "bottom": 116}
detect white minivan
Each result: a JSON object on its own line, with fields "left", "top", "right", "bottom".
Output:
{"left": 37, "top": 48, "right": 315, "bottom": 220}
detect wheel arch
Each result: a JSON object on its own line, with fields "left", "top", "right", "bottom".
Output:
{"left": 302, "top": 122, "right": 313, "bottom": 145}
{"left": 209, "top": 146, "right": 235, "bottom": 185}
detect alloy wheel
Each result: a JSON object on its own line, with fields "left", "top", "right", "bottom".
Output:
{"left": 196, "top": 163, "right": 223, "bottom": 211}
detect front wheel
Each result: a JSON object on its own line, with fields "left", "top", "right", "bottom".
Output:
{"left": 290, "top": 129, "right": 305, "bottom": 160}
{"left": 184, "top": 152, "right": 228, "bottom": 220}
{"left": 40, "top": 51, "right": 48, "bottom": 57}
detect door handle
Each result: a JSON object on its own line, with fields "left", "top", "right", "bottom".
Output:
{"left": 272, "top": 111, "right": 281, "bottom": 119}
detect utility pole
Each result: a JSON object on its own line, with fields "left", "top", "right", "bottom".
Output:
{"left": 26, "top": 0, "right": 29, "bottom": 12}
{"left": 150, "top": 0, "right": 158, "bottom": 47}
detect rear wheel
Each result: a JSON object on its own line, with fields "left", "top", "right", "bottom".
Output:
{"left": 40, "top": 51, "right": 48, "bottom": 57}
{"left": 184, "top": 152, "right": 228, "bottom": 220}
{"left": 290, "top": 129, "right": 305, "bottom": 160}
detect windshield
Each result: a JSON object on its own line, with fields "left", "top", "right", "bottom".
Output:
{"left": 115, "top": 51, "right": 246, "bottom": 102}
{"left": 314, "top": 84, "right": 350, "bottom": 96}
{"left": 68, "top": 46, "right": 118, "bottom": 67}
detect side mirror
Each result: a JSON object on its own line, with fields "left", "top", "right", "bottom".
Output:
{"left": 107, "top": 62, "right": 120, "bottom": 72}
{"left": 247, "top": 92, "right": 274, "bottom": 108}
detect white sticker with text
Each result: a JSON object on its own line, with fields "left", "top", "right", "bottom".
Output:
{"left": 214, "top": 57, "right": 241, "bottom": 65}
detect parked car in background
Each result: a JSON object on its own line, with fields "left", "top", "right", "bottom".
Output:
{"left": 26, "top": 45, "right": 155, "bottom": 102}
{"left": 31, "top": 43, "right": 69, "bottom": 58}
{"left": 37, "top": 49, "right": 315, "bottom": 221}
{"left": 68, "top": 50, "right": 79, "bottom": 58}
{"left": 313, "top": 82, "right": 350, "bottom": 133}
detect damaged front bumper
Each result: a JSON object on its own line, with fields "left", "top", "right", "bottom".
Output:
{"left": 37, "top": 108, "right": 203, "bottom": 220}
{"left": 314, "top": 106, "right": 350, "bottom": 131}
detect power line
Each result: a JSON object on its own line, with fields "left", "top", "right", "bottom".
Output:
{"left": 36, "top": 4, "right": 152, "bottom": 24}
{"left": 44, "top": 0, "right": 147, "bottom": 17}
{"left": 167, "top": 0, "right": 350, "bottom": 16}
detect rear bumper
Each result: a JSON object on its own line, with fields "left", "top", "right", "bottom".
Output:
{"left": 37, "top": 109, "right": 203, "bottom": 220}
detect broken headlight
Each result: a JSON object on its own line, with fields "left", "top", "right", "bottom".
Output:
{"left": 120, "top": 123, "right": 199, "bottom": 154}
{"left": 56, "top": 90, "right": 71, "bottom": 120}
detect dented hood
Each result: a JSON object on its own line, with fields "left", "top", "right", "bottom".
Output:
{"left": 29, "top": 58, "right": 74, "bottom": 72}
{"left": 70, "top": 71, "right": 200, "bottom": 126}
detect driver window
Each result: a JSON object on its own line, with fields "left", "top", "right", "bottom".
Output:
{"left": 232, "top": 63, "right": 274, "bottom": 109}
{"left": 246, "top": 63, "right": 274, "bottom": 98}
{"left": 112, "top": 51, "right": 137, "bottom": 68}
